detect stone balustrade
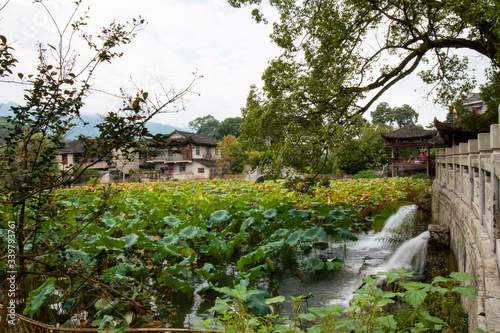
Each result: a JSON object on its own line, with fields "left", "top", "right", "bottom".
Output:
{"left": 432, "top": 110, "right": 500, "bottom": 332}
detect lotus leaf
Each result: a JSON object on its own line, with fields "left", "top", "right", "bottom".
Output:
{"left": 210, "top": 210, "right": 230, "bottom": 223}
{"left": 286, "top": 229, "right": 303, "bottom": 247}
{"left": 23, "top": 278, "right": 56, "bottom": 317}
{"left": 121, "top": 233, "right": 139, "bottom": 248}
{"left": 163, "top": 216, "right": 182, "bottom": 229}
{"left": 178, "top": 226, "right": 208, "bottom": 239}
{"left": 327, "top": 209, "right": 349, "bottom": 222}
{"left": 302, "top": 257, "right": 325, "bottom": 273}
{"left": 263, "top": 208, "right": 278, "bottom": 219}
{"left": 240, "top": 217, "right": 255, "bottom": 231}
{"left": 288, "top": 209, "right": 311, "bottom": 220}
{"left": 301, "top": 226, "right": 326, "bottom": 241}
{"left": 245, "top": 291, "right": 272, "bottom": 316}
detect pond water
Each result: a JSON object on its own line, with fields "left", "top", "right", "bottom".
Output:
{"left": 172, "top": 204, "right": 427, "bottom": 327}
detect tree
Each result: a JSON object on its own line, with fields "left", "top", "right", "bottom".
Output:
{"left": 215, "top": 116, "right": 243, "bottom": 139}
{"left": 446, "top": 70, "right": 500, "bottom": 132}
{"left": 371, "top": 103, "right": 419, "bottom": 128}
{"left": 188, "top": 114, "right": 220, "bottom": 137}
{"left": 216, "top": 135, "right": 247, "bottom": 174}
{"left": 0, "top": 2, "right": 199, "bottom": 330}
{"left": 229, "top": 0, "right": 499, "bottom": 171}
{"left": 333, "top": 124, "right": 393, "bottom": 174}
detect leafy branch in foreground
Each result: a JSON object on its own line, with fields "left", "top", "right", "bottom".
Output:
{"left": 202, "top": 269, "right": 477, "bottom": 332}
{"left": 0, "top": 1, "right": 199, "bottom": 330}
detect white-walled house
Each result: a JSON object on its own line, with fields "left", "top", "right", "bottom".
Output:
{"left": 57, "top": 130, "right": 222, "bottom": 181}
{"left": 57, "top": 140, "right": 140, "bottom": 183}
{"left": 147, "top": 130, "right": 222, "bottom": 180}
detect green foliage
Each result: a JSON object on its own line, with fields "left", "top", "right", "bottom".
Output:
{"left": 201, "top": 269, "right": 476, "bottom": 333}
{"left": 0, "top": 175, "right": 430, "bottom": 328}
{"left": 0, "top": 2, "right": 199, "bottom": 331}
{"left": 410, "top": 173, "right": 430, "bottom": 180}
{"left": 217, "top": 135, "right": 248, "bottom": 174}
{"left": 188, "top": 114, "right": 220, "bottom": 137}
{"left": 354, "top": 170, "right": 378, "bottom": 179}
{"left": 215, "top": 117, "right": 243, "bottom": 139}
{"left": 334, "top": 124, "right": 393, "bottom": 175}
{"left": 231, "top": 0, "right": 500, "bottom": 175}
{"left": 371, "top": 102, "right": 419, "bottom": 128}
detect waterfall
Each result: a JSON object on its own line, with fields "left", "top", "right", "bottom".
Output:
{"left": 382, "top": 231, "right": 430, "bottom": 273}
{"left": 380, "top": 204, "right": 417, "bottom": 234}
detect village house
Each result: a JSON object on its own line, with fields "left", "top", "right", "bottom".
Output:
{"left": 57, "top": 130, "right": 222, "bottom": 182}
{"left": 146, "top": 130, "right": 222, "bottom": 180}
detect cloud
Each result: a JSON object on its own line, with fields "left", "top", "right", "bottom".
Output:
{"left": 0, "top": 0, "right": 280, "bottom": 128}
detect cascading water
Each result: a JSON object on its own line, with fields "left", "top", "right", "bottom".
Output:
{"left": 277, "top": 204, "right": 423, "bottom": 311}
{"left": 382, "top": 231, "right": 430, "bottom": 273}
{"left": 180, "top": 204, "right": 429, "bottom": 324}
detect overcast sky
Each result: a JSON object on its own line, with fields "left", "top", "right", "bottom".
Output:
{"left": 0, "top": 0, "right": 490, "bottom": 129}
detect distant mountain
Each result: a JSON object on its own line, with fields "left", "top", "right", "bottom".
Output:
{"left": 0, "top": 102, "right": 186, "bottom": 139}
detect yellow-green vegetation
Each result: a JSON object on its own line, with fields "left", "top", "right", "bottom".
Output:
{"left": 1, "top": 177, "right": 432, "bottom": 329}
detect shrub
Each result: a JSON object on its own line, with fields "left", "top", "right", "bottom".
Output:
{"left": 354, "top": 170, "right": 378, "bottom": 179}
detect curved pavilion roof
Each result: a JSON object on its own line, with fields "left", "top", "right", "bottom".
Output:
{"left": 381, "top": 122, "right": 437, "bottom": 141}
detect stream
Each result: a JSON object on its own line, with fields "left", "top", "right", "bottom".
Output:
{"left": 172, "top": 204, "right": 429, "bottom": 327}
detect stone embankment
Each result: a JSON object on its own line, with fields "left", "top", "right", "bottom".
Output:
{"left": 432, "top": 118, "right": 500, "bottom": 332}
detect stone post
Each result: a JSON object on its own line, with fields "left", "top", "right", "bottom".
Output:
{"left": 478, "top": 133, "right": 491, "bottom": 227}
{"left": 469, "top": 139, "right": 479, "bottom": 212}
{"left": 459, "top": 142, "right": 470, "bottom": 203}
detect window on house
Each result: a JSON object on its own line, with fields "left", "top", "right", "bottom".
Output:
{"left": 168, "top": 150, "right": 173, "bottom": 156}
{"left": 198, "top": 168, "right": 205, "bottom": 173}
{"left": 206, "top": 147, "right": 210, "bottom": 155}
{"left": 215, "top": 149, "right": 218, "bottom": 156}
{"left": 196, "top": 146, "right": 200, "bottom": 155}
{"left": 61, "top": 154, "right": 68, "bottom": 164}
{"left": 179, "top": 164, "right": 186, "bottom": 172}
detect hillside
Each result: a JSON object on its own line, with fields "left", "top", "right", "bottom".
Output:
{"left": 0, "top": 102, "right": 186, "bottom": 139}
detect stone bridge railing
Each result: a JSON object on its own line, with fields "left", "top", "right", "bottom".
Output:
{"left": 432, "top": 120, "right": 500, "bottom": 332}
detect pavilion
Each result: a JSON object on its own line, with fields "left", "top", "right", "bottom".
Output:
{"left": 380, "top": 122, "right": 438, "bottom": 177}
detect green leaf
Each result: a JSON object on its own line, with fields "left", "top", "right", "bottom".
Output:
{"left": 418, "top": 310, "right": 446, "bottom": 330}
{"left": 121, "top": 233, "right": 138, "bottom": 248}
{"left": 301, "top": 226, "right": 326, "bottom": 241}
{"left": 302, "top": 257, "right": 324, "bottom": 273}
{"left": 210, "top": 210, "right": 230, "bottom": 223}
{"left": 178, "top": 225, "right": 207, "bottom": 239}
{"left": 405, "top": 289, "right": 427, "bottom": 309}
{"left": 263, "top": 208, "right": 278, "bottom": 219}
{"left": 245, "top": 292, "right": 272, "bottom": 316}
{"left": 63, "top": 298, "right": 75, "bottom": 311}
{"left": 449, "top": 272, "right": 476, "bottom": 282}
{"left": 285, "top": 229, "right": 303, "bottom": 246}
{"left": 325, "top": 258, "right": 343, "bottom": 271}
{"left": 23, "top": 278, "right": 56, "bottom": 317}
{"left": 289, "top": 209, "right": 311, "bottom": 220}
{"left": 327, "top": 209, "right": 349, "bottom": 221}
{"left": 102, "top": 236, "right": 127, "bottom": 249}
{"left": 240, "top": 217, "right": 255, "bottom": 231}
{"left": 334, "top": 227, "right": 358, "bottom": 241}
{"left": 163, "top": 216, "right": 182, "bottom": 229}
{"left": 265, "top": 295, "right": 286, "bottom": 304}
{"left": 431, "top": 276, "right": 450, "bottom": 285}
{"left": 298, "top": 313, "right": 317, "bottom": 321}
{"left": 362, "top": 275, "right": 378, "bottom": 285}
{"left": 452, "top": 285, "right": 479, "bottom": 299}
{"left": 102, "top": 215, "right": 116, "bottom": 227}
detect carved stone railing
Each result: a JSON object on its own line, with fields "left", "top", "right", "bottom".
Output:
{"left": 432, "top": 110, "right": 500, "bottom": 332}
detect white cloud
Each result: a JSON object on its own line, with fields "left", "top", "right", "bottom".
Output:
{"left": 1, "top": 0, "right": 280, "bottom": 128}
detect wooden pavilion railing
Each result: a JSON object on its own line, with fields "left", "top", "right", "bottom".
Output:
{"left": 1, "top": 305, "right": 217, "bottom": 333}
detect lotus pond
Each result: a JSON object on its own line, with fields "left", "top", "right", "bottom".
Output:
{"left": 1, "top": 177, "right": 431, "bottom": 329}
